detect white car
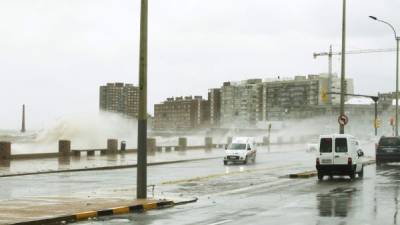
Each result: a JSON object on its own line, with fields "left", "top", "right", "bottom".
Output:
{"left": 316, "top": 134, "right": 364, "bottom": 180}
{"left": 224, "top": 137, "right": 257, "bottom": 165}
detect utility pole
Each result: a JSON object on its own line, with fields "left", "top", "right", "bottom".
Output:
{"left": 137, "top": 0, "right": 148, "bottom": 199}
{"left": 339, "top": 0, "right": 347, "bottom": 134}
{"left": 21, "top": 104, "right": 26, "bottom": 133}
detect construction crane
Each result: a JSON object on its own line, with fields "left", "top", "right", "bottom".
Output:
{"left": 313, "top": 45, "right": 397, "bottom": 103}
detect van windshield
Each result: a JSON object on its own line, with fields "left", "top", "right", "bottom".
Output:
{"left": 320, "top": 138, "right": 332, "bottom": 153}
{"left": 335, "top": 138, "right": 348, "bottom": 153}
{"left": 228, "top": 143, "right": 247, "bottom": 150}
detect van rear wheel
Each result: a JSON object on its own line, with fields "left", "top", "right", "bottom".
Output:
{"left": 349, "top": 170, "right": 355, "bottom": 180}
{"left": 317, "top": 173, "right": 323, "bottom": 181}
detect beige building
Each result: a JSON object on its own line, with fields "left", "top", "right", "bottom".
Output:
{"left": 99, "top": 83, "right": 139, "bottom": 118}
{"left": 154, "top": 96, "right": 209, "bottom": 130}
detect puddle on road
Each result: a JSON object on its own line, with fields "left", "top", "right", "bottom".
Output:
{"left": 317, "top": 187, "right": 357, "bottom": 218}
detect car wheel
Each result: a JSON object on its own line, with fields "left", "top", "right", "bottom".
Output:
{"left": 223, "top": 160, "right": 227, "bottom": 165}
{"left": 244, "top": 157, "right": 248, "bottom": 165}
{"left": 317, "top": 172, "right": 324, "bottom": 181}
{"left": 358, "top": 166, "right": 364, "bottom": 178}
{"left": 349, "top": 170, "right": 355, "bottom": 180}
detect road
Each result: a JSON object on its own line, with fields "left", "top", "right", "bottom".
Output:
{"left": 78, "top": 164, "right": 400, "bottom": 225}
{"left": 0, "top": 141, "right": 387, "bottom": 225}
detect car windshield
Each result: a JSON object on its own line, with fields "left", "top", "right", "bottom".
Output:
{"left": 228, "top": 143, "right": 247, "bottom": 150}
{"left": 335, "top": 138, "right": 348, "bottom": 153}
{"left": 320, "top": 138, "right": 332, "bottom": 153}
{"left": 379, "top": 137, "right": 400, "bottom": 147}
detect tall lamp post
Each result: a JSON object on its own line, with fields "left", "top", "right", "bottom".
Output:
{"left": 369, "top": 16, "right": 400, "bottom": 136}
{"left": 339, "top": 0, "right": 347, "bottom": 134}
{"left": 137, "top": 0, "right": 148, "bottom": 199}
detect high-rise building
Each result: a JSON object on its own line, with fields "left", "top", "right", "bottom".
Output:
{"left": 220, "top": 79, "right": 263, "bottom": 126}
{"left": 154, "top": 96, "right": 209, "bottom": 130}
{"left": 208, "top": 88, "right": 221, "bottom": 126}
{"left": 99, "top": 83, "right": 139, "bottom": 118}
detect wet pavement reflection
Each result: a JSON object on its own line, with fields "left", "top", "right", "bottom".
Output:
{"left": 317, "top": 187, "right": 354, "bottom": 217}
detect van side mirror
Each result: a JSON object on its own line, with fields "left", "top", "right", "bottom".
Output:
{"left": 357, "top": 150, "right": 364, "bottom": 157}
{"left": 247, "top": 147, "right": 251, "bottom": 151}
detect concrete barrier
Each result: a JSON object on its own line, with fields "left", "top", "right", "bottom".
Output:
{"left": 58, "top": 140, "right": 71, "bottom": 157}
{"left": 147, "top": 138, "right": 157, "bottom": 152}
{"left": 178, "top": 137, "right": 187, "bottom": 151}
{"left": 107, "top": 139, "right": 118, "bottom": 154}
{"left": 0, "top": 142, "right": 11, "bottom": 160}
{"left": 205, "top": 137, "right": 213, "bottom": 149}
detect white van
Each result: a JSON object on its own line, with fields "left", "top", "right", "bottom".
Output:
{"left": 316, "top": 134, "right": 364, "bottom": 180}
{"left": 224, "top": 137, "right": 257, "bottom": 165}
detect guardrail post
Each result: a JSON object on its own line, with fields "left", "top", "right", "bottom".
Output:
{"left": 58, "top": 140, "right": 71, "bottom": 157}
{"left": 205, "top": 137, "right": 213, "bottom": 149}
{"left": 107, "top": 139, "right": 118, "bottom": 154}
{"left": 0, "top": 142, "right": 11, "bottom": 160}
{"left": 147, "top": 138, "right": 156, "bottom": 153}
{"left": 277, "top": 137, "right": 283, "bottom": 144}
{"left": 263, "top": 136, "right": 269, "bottom": 145}
{"left": 178, "top": 137, "right": 187, "bottom": 151}
{"left": 227, "top": 136, "right": 233, "bottom": 145}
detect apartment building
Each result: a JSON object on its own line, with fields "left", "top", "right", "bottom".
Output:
{"left": 220, "top": 79, "right": 263, "bottom": 126}
{"left": 99, "top": 83, "right": 139, "bottom": 118}
{"left": 154, "top": 96, "right": 209, "bottom": 130}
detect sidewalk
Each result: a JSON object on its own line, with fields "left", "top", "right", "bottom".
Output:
{"left": 0, "top": 193, "right": 196, "bottom": 225}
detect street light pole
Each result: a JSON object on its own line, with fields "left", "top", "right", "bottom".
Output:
{"left": 339, "top": 0, "right": 346, "bottom": 134}
{"left": 137, "top": 0, "right": 148, "bottom": 199}
{"left": 369, "top": 16, "right": 399, "bottom": 136}
{"left": 396, "top": 37, "right": 400, "bottom": 136}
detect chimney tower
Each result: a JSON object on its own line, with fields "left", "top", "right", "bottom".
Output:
{"left": 21, "top": 104, "right": 26, "bottom": 133}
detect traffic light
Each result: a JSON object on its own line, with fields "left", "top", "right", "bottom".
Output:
{"left": 321, "top": 90, "right": 329, "bottom": 103}
{"left": 374, "top": 119, "right": 381, "bottom": 129}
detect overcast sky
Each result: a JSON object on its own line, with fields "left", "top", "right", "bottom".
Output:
{"left": 0, "top": 0, "right": 399, "bottom": 130}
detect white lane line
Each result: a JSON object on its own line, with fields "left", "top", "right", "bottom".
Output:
{"left": 207, "top": 220, "right": 233, "bottom": 225}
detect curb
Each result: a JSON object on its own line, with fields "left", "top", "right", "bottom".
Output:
{"left": 11, "top": 198, "right": 197, "bottom": 225}
{"left": 289, "top": 160, "right": 376, "bottom": 179}
{"left": 289, "top": 171, "right": 317, "bottom": 178}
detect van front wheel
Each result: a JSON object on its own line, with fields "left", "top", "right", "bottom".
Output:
{"left": 358, "top": 166, "right": 364, "bottom": 178}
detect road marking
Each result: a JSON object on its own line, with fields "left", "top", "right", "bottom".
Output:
{"left": 207, "top": 219, "right": 233, "bottom": 225}
{"left": 161, "top": 163, "right": 301, "bottom": 185}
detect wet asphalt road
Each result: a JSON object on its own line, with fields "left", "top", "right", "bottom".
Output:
{"left": 1, "top": 141, "right": 391, "bottom": 225}
{"left": 78, "top": 163, "right": 400, "bottom": 225}
{"left": 0, "top": 144, "right": 311, "bottom": 200}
